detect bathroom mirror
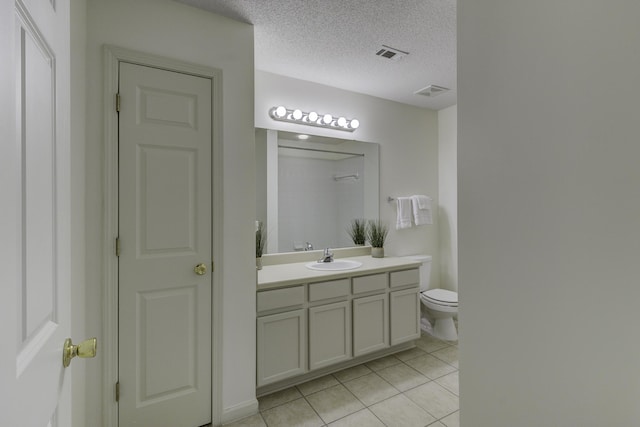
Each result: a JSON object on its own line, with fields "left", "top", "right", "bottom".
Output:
{"left": 256, "top": 129, "right": 379, "bottom": 254}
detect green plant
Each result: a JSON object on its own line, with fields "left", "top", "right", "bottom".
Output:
{"left": 256, "top": 221, "right": 267, "bottom": 257}
{"left": 366, "top": 220, "right": 388, "bottom": 248}
{"left": 347, "top": 218, "right": 367, "bottom": 245}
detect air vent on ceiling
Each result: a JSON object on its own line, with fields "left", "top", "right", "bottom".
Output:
{"left": 375, "top": 45, "right": 409, "bottom": 61}
{"left": 414, "top": 85, "right": 450, "bottom": 97}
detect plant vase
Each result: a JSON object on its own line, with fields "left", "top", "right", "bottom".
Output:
{"left": 371, "top": 247, "right": 384, "bottom": 258}
{"left": 256, "top": 257, "right": 262, "bottom": 270}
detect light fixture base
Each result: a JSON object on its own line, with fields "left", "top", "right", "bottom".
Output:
{"left": 269, "top": 106, "right": 360, "bottom": 132}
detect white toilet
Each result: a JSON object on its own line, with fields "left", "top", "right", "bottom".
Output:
{"left": 405, "top": 255, "right": 458, "bottom": 342}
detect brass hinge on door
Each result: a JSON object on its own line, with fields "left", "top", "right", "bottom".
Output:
{"left": 115, "top": 381, "right": 120, "bottom": 402}
{"left": 115, "top": 237, "right": 121, "bottom": 257}
{"left": 116, "top": 93, "right": 121, "bottom": 112}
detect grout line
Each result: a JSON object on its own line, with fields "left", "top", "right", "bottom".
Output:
{"left": 257, "top": 340, "right": 458, "bottom": 427}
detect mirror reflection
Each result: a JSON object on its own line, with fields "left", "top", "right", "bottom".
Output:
{"left": 256, "top": 129, "right": 379, "bottom": 254}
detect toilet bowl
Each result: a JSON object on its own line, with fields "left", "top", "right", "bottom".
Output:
{"left": 421, "top": 288, "right": 458, "bottom": 341}
{"left": 403, "top": 255, "right": 459, "bottom": 342}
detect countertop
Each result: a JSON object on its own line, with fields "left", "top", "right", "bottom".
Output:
{"left": 257, "top": 255, "right": 422, "bottom": 290}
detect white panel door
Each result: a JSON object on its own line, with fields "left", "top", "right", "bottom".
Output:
{"left": 390, "top": 288, "right": 421, "bottom": 345}
{"left": 118, "top": 63, "right": 212, "bottom": 427}
{"left": 1, "top": 0, "right": 73, "bottom": 426}
{"left": 353, "top": 294, "right": 389, "bottom": 357}
{"left": 256, "top": 309, "right": 307, "bottom": 387}
{"left": 309, "top": 301, "right": 352, "bottom": 370}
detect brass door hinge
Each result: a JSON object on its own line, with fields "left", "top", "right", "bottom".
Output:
{"left": 115, "top": 237, "right": 121, "bottom": 257}
{"left": 115, "top": 381, "right": 120, "bottom": 402}
{"left": 116, "top": 93, "right": 121, "bottom": 112}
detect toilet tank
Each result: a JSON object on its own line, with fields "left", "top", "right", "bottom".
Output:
{"left": 402, "top": 255, "right": 432, "bottom": 292}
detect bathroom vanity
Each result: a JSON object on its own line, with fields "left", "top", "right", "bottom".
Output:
{"left": 256, "top": 251, "right": 422, "bottom": 395}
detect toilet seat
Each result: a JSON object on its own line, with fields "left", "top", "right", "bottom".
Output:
{"left": 421, "top": 289, "right": 458, "bottom": 307}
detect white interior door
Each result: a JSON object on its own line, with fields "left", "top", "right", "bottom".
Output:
{"left": 1, "top": 0, "right": 74, "bottom": 425}
{"left": 118, "top": 62, "right": 212, "bottom": 427}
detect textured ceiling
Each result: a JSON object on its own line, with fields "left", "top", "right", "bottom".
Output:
{"left": 178, "top": 0, "right": 457, "bottom": 110}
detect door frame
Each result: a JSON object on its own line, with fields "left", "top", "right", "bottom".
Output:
{"left": 102, "top": 45, "right": 224, "bottom": 427}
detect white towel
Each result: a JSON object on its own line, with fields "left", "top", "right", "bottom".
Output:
{"left": 396, "top": 197, "right": 413, "bottom": 229}
{"left": 411, "top": 195, "right": 433, "bottom": 225}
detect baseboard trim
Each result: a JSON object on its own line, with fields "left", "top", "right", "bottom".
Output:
{"left": 221, "top": 398, "right": 259, "bottom": 425}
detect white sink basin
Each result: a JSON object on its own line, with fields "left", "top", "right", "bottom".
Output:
{"left": 305, "top": 259, "right": 363, "bottom": 271}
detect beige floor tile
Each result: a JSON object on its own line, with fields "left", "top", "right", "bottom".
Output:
{"left": 343, "top": 372, "right": 399, "bottom": 406}
{"left": 297, "top": 374, "right": 340, "bottom": 396}
{"left": 393, "top": 347, "right": 427, "bottom": 362}
{"left": 435, "top": 371, "right": 459, "bottom": 396}
{"left": 365, "top": 355, "right": 401, "bottom": 371}
{"left": 415, "top": 333, "right": 451, "bottom": 353}
{"left": 404, "top": 354, "right": 457, "bottom": 380}
{"left": 440, "top": 410, "right": 460, "bottom": 427}
{"left": 327, "top": 408, "right": 386, "bottom": 427}
{"left": 404, "top": 381, "right": 459, "bottom": 419}
{"left": 369, "top": 394, "right": 436, "bottom": 427}
{"left": 223, "top": 413, "right": 267, "bottom": 427}
{"left": 258, "top": 387, "right": 302, "bottom": 411}
{"left": 333, "top": 364, "right": 372, "bottom": 383}
{"left": 261, "top": 398, "right": 323, "bottom": 427}
{"left": 431, "top": 346, "right": 459, "bottom": 368}
{"left": 306, "top": 384, "right": 365, "bottom": 424}
{"left": 376, "top": 363, "right": 429, "bottom": 392}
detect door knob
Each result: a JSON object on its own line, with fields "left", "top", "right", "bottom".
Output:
{"left": 63, "top": 337, "right": 97, "bottom": 368}
{"left": 194, "top": 263, "right": 207, "bottom": 275}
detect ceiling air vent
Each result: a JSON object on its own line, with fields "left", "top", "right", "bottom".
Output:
{"left": 414, "top": 85, "right": 450, "bottom": 97}
{"left": 375, "top": 45, "right": 409, "bottom": 61}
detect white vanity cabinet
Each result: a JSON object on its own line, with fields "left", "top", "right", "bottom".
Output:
{"left": 352, "top": 273, "right": 390, "bottom": 357}
{"left": 308, "top": 278, "right": 352, "bottom": 370}
{"left": 309, "top": 301, "right": 351, "bottom": 369}
{"left": 256, "top": 256, "right": 422, "bottom": 392}
{"left": 389, "top": 269, "right": 422, "bottom": 345}
{"left": 390, "top": 288, "right": 421, "bottom": 345}
{"left": 256, "top": 286, "right": 306, "bottom": 387}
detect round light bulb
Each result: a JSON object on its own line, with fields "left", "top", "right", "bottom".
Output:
{"left": 292, "top": 109, "right": 303, "bottom": 120}
{"left": 308, "top": 111, "right": 318, "bottom": 122}
{"left": 337, "top": 117, "right": 347, "bottom": 127}
{"left": 323, "top": 114, "right": 333, "bottom": 125}
{"left": 274, "top": 106, "right": 287, "bottom": 118}
{"left": 297, "top": 134, "right": 309, "bottom": 140}
{"left": 350, "top": 119, "right": 360, "bottom": 129}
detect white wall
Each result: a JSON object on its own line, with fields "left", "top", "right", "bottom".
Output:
{"left": 277, "top": 154, "right": 364, "bottom": 251}
{"left": 255, "top": 71, "right": 441, "bottom": 286}
{"left": 438, "top": 105, "right": 457, "bottom": 292}
{"left": 85, "top": 0, "right": 256, "bottom": 423}
{"left": 459, "top": 1, "right": 640, "bottom": 426}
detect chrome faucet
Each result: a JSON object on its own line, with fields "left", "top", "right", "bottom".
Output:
{"left": 319, "top": 248, "right": 334, "bottom": 263}
{"left": 304, "top": 242, "right": 314, "bottom": 251}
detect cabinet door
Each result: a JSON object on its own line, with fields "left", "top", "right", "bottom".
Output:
{"left": 257, "top": 309, "right": 307, "bottom": 387}
{"left": 390, "top": 288, "right": 421, "bottom": 345}
{"left": 353, "top": 294, "right": 389, "bottom": 357}
{"left": 309, "top": 301, "right": 351, "bottom": 370}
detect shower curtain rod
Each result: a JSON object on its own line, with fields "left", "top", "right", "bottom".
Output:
{"left": 333, "top": 173, "right": 359, "bottom": 181}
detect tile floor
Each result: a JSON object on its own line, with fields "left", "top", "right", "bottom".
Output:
{"left": 225, "top": 332, "right": 459, "bottom": 427}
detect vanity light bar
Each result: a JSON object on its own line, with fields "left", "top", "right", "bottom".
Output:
{"left": 269, "top": 106, "right": 360, "bottom": 132}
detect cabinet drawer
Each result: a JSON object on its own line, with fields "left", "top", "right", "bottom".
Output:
{"left": 352, "top": 273, "right": 387, "bottom": 294}
{"left": 257, "top": 286, "right": 304, "bottom": 312}
{"left": 390, "top": 268, "right": 419, "bottom": 288}
{"left": 309, "top": 278, "right": 350, "bottom": 302}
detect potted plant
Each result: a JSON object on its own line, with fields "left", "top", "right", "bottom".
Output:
{"left": 347, "top": 218, "right": 367, "bottom": 246}
{"left": 367, "top": 220, "right": 388, "bottom": 258}
{"left": 256, "top": 221, "right": 267, "bottom": 270}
